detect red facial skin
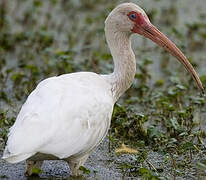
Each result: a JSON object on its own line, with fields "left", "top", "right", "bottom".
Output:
{"left": 127, "top": 11, "right": 204, "bottom": 94}
{"left": 128, "top": 11, "right": 148, "bottom": 25}
{"left": 127, "top": 11, "right": 151, "bottom": 34}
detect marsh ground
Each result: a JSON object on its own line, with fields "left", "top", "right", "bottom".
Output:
{"left": 0, "top": 0, "right": 206, "bottom": 179}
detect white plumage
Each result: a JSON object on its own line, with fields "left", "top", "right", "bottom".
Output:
{"left": 3, "top": 72, "right": 113, "bottom": 160}
{"left": 2, "top": 2, "right": 203, "bottom": 177}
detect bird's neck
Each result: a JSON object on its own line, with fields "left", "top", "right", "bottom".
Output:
{"left": 103, "top": 28, "right": 136, "bottom": 102}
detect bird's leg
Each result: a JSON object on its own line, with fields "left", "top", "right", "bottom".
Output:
{"left": 25, "top": 160, "right": 43, "bottom": 176}
{"left": 66, "top": 154, "right": 90, "bottom": 176}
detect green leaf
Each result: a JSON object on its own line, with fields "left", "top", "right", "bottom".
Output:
{"left": 79, "top": 166, "right": 90, "bottom": 174}
{"left": 182, "top": 141, "right": 195, "bottom": 150}
{"left": 32, "top": 167, "right": 43, "bottom": 174}
{"left": 170, "top": 117, "right": 179, "bottom": 130}
{"left": 196, "top": 162, "right": 206, "bottom": 171}
{"left": 155, "top": 79, "right": 164, "bottom": 87}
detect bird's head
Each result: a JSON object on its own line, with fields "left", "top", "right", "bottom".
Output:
{"left": 105, "top": 3, "right": 149, "bottom": 34}
{"left": 105, "top": 3, "right": 204, "bottom": 94}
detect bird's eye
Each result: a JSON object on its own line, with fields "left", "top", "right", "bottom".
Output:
{"left": 129, "top": 13, "right": 136, "bottom": 20}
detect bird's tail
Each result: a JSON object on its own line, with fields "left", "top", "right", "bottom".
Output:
{"left": 2, "top": 146, "right": 34, "bottom": 163}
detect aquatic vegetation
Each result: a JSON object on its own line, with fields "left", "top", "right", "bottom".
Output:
{"left": 0, "top": 0, "right": 205, "bottom": 179}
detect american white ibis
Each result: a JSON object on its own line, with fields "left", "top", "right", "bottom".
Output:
{"left": 2, "top": 3, "right": 204, "bottom": 176}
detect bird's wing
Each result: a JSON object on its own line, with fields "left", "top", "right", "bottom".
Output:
{"left": 4, "top": 72, "right": 114, "bottom": 160}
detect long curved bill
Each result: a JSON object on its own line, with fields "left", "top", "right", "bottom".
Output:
{"left": 137, "top": 24, "right": 204, "bottom": 94}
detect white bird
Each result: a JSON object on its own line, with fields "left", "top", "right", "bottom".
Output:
{"left": 2, "top": 2, "right": 204, "bottom": 176}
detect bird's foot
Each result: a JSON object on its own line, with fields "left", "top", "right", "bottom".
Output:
{"left": 66, "top": 153, "right": 90, "bottom": 177}
{"left": 68, "top": 162, "right": 81, "bottom": 176}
